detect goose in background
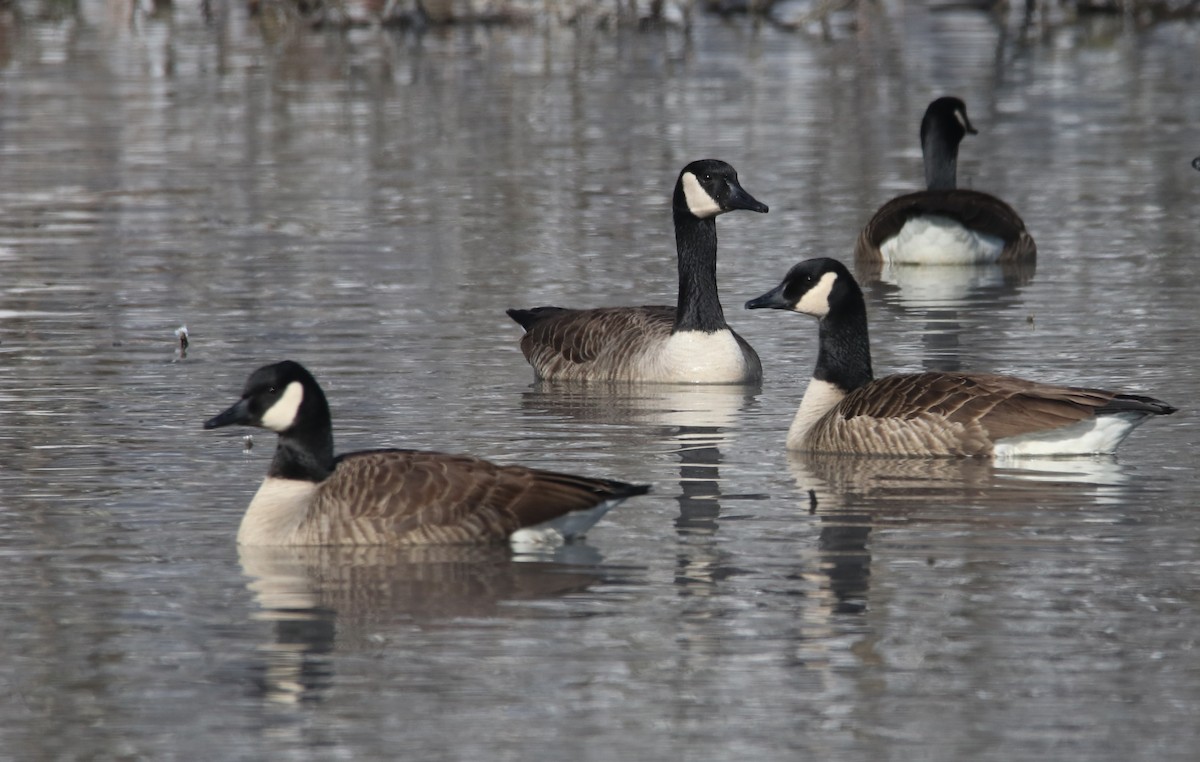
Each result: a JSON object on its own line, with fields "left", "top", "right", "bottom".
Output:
{"left": 507, "top": 159, "right": 768, "bottom": 384}
{"left": 205, "top": 361, "right": 649, "bottom": 546}
{"left": 745, "top": 258, "right": 1175, "bottom": 457}
{"left": 856, "top": 97, "right": 1036, "bottom": 266}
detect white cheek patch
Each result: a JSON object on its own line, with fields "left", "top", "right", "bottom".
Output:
{"left": 954, "top": 108, "right": 969, "bottom": 131}
{"left": 260, "top": 381, "right": 304, "bottom": 432}
{"left": 681, "top": 172, "right": 723, "bottom": 218}
{"left": 795, "top": 271, "right": 838, "bottom": 317}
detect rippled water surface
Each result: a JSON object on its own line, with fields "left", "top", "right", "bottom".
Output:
{"left": 1, "top": 3, "right": 1198, "bottom": 760}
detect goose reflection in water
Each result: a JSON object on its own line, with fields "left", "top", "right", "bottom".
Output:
{"left": 855, "top": 257, "right": 1036, "bottom": 374}
{"left": 238, "top": 544, "right": 605, "bottom": 707}
{"left": 521, "top": 383, "right": 760, "bottom": 591}
{"left": 788, "top": 452, "right": 1134, "bottom": 617}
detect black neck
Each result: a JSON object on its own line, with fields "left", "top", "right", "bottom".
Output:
{"left": 922, "top": 121, "right": 960, "bottom": 191}
{"left": 673, "top": 211, "right": 728, "bottom": 333}
{"left": 814, "top": 301, "right": 874, "bottom": 393}
{"left": 267, "top": 414, "right": 335, "bottom": 482}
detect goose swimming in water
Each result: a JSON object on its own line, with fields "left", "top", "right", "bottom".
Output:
{"left": 507, "top": 159, "right": 768, "bottom": 384}
{"left": 205, "top": 361, "right": 649, "bottom": 545}
{"left": 856, "top": 97, "right": 1036, "bottom": 266}
{"left": 746, "top": 258, "right": 1175, "bottom": 457}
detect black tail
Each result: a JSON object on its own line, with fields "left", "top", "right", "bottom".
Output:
{"left": 606, "top": 481, "right": 652, "bottom": 500}
{"left": 1099, "top": 393, "right": 1177, "bottom": 417}
{"left": 506, "top": 306, "right": 570, "bottom": 331}
{"left": 538, "top": 470, "right": 652, "bottom": 501}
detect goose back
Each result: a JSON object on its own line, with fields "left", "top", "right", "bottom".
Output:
{"left": 239, "top": 449, "right": 647, "bottom": 546}
{"left": 855, "top": 190, "right": 1037, "bottom": 264}
{"left": 508, "top": 305, "right": 760, "bottom": 383}
{"left": 795, "top": 372, "right": 1167, "bottom": 457}
{"left": 507, "top": 306, "right": 675, "bottom": 381}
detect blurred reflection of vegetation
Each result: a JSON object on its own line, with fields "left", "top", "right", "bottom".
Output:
{"left": 243, "top": 0, "right": 698, "bottom": 29}
{"left": 7, "top": 0, "right": 1190, "bottom": 30}
{"left": 235, "top": 0, "right": 1200, "bottom": 32}
{"left": 4, "top": 0, "right": 1195, "bottom": 32}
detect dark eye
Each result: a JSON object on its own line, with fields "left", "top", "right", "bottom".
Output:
{"left": 702, "top": 174, "right": 712, "bottom": 182}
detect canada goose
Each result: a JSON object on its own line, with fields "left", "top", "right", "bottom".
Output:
{"left": 745, "top": 258, "right": 1175, "bottom": 456}
{"left": 204, "top": 361, "right": 649, "bottom": 546}
{"left": 507, "top": 159, "right": 768, "bottom": 384}
{"left": 856, "top": 97, "right": 1036, "bottom": 265}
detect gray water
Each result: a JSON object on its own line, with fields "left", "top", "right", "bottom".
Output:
{"left": 1, "top": 3, "right": 1199, "bottom": 760}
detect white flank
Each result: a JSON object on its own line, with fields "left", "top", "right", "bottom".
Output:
{"left": 509, "top": 499, "right": 620, "bottom": 548}
{"left": 260, "top": 381, "right": 304, "bottom": 432}
{"left": 879, "top": 215, "right": 1005, "bottom": 265}
{"left": 238, "top": 477, "right": 319, "bottom": 545}
{"left": 795, "top": 271, "right": 839, "bottom": 318}
{"left": 786, "top": 378, "right": 845, "bottom": 450}
{"left": 681, "top": 172, "right": 722, "bottom": 218}
{"left": 656, "top": 329, "right": 752, "bottom": 383}
{"left": 993, "top": 413, "right": 1144, "bottom": 458}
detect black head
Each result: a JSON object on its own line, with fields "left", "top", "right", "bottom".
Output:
{"left": 672, "top": 159, "right": 769, "bottom": 220}
{"left": 744, "top": 257, "right": 863, "bottom": 320}
{"left": 921, "top": 96, "right": 977, "bottom": 148}
{"left": 204, "top": 360, "right": 329, "bottom": 434}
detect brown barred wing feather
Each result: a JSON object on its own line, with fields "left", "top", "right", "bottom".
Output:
{"left": 510, "top": 306, "right": 676, "bottom": 381}
{"left": 305, "top": 450, "right": 646, "bottom": 545}
{"left": 816, "top": 373, "right": 1124, "bottom": 457}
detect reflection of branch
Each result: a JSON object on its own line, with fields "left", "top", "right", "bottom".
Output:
{"left": 1013, "top": 0, "right": 1200, "bottom": 35}
{"left": 1118, "top": 0, "right": 1200, "bottom": 26}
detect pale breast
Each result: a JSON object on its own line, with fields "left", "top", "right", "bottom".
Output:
{"left": 650, "top": 329, "right": 759, "bottom": 384}
{"left": 238, "top": 478, "right": 320, "bottom": 546}
{"left": 786, "top": 378, "right": 846, "bottom": 450}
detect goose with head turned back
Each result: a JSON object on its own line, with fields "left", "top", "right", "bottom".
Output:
{"left": 856, "top": 97, "right": 1036, "bottom": 266}
{"left": 745, "top": 258, "right": 1175, "bottom": 457}
{"left": 507, "top": 159, "right": 768, "bottom": 384}
{"left": 205, "top": 361, "right": 649, "bottom": 546}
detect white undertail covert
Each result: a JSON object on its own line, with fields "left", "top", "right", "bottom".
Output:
{"left": 879, "top": 215, "right": 1005, "bottom": 265}
{"left": 993, "top": 413, "right": 1145, "bottom": 458}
